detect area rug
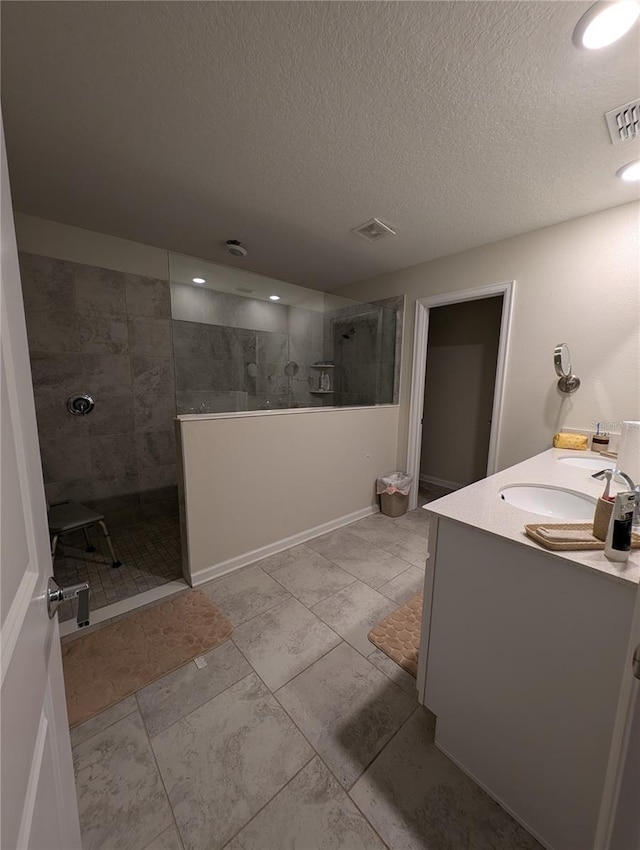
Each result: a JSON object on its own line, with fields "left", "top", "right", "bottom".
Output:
{"left": 62, "top": 590, "right": 233, "bottom": 727}
{"left": 368, "top": 591, "right": 423, "bottom": 677}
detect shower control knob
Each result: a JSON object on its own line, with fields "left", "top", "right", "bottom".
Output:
{"left": 67, "top": 393, "right": 95, "bottom": 416}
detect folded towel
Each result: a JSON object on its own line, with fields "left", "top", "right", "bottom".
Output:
{"left": 537, "top": 527, "right": 596, "bottom": 542}
{"left": 553, "top": 432, "right": 588, "bottom": 450}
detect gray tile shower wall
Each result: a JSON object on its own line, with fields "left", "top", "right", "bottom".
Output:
{"left": 172, "top": 320, "right": 257, "bottom": 412}
{"left": 374, "top": 295, "right": 404, "bottom": 406}
{"left": 323, "top": 297, "right": 403, "bottom": 407}
{"left": 172, "top": 304, "right": 324, "bottom": 413}
{"left": 19, "top": 253, "right": 178, "bottom": 528}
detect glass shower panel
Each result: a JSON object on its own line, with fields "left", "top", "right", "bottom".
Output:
{"left": 168, "top": 252, "right": 401, "bottom": 413}
{"left": 323, "top": 302, "right": 397, "bottom": 406}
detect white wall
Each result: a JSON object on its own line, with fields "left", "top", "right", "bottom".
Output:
{"left": 335, "top": 203, "right": 640, "bottom": 471}
{"left": 14, "top": 212, "right": 170, "bottom": 280}
{"left": 178, "top": 405, "right": 399, "bottom": 582}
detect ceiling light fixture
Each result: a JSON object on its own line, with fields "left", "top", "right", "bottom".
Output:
{"left": 616, "top": 159, "right": 640, "bottom": 181}
{"left": 269, "top": 295, "right": 281, "bottom": 301}
{"left": 226, "top": 239, "right": 248, "bottom": 258}
{"left": 192, "top": 277, "right": 206, "bottom": 284}
{"left": 573, "top": 1, "right": 640, "bottom": 49}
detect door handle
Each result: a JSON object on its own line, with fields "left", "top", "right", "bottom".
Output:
{"left": 633, "top": 645, "right": 640, "bottom": 681}
{"left": 47, "top": 577, "right": 91, "bottom": 628}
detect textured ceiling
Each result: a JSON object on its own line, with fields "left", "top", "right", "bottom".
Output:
{"left": 1, "top": 1, "right": 639, "bottom": 289}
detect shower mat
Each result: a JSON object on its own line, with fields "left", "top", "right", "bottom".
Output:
{"left": 62, "top": 590, "right": 233, "bottom": 728}
{"left": 368, "top": 591, "right": 423, "bottom": 678}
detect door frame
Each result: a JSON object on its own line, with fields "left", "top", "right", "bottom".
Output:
{"left": 406, "top": 281, "right": 515, "bottom": 510}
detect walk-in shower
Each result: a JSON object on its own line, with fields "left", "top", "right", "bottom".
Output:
{"left": 18, "top": 246, "right": 402, "bottom": 624}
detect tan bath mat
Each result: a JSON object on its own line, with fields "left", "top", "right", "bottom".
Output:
{"left": 368, "top": 591, "right": 423, "bottom": 678}
{"left": 62, "top": 590, "right": 233, "bottom": 727}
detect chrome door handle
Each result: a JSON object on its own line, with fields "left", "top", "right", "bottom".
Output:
{"left": 47, "top": 577, "right": 91, "bottom": 628}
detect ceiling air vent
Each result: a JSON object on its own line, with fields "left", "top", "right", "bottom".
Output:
{"left": 352, "top": 218, "right": 396, "bottom": 242}
{"left": 605, "top": 98, "right": 640, "bottom": 145}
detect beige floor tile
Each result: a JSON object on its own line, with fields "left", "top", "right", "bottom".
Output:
{"left": 266, "top": 546, "right": 357, "bottom": 606}
{"left": 70, "top": 694, "right": 138, "bottom": 747}
{"left": 257, "top": 543, "right": 317, "bottom": 574}
{"left": 392, "top": 509, "right": 431, "bottom": 539}
{"left": 312, "top": 580, "right": 396, "bottom": 657}
{"left": 350, "top": 707, "right": 543, "bottom": 850}
{"left": 232, "top": 597, "right": 341, "bottom": 690}
{"left": 142, "top": 825, "right": 183, "bottom": 850}
{"left": 382, "top": 531, "right": 430, "bottom": 569}
{"left": 234, "top": 757, "right": 387, "bottom": 849}
{"left": 377, "top": 566, "right": 425, "bottom": 605}
{"left": 347, "top": 513, "right": 408, "bottom": 547}
{"left": 222, "top": 840, "right": 245, "bottom": 850}
{"left": 66, "top": 494, "right": 540, "bottom": 850}
{"left": 137, "top": 640, "right": 252, "bottom": 736}
{"left": 367, "top": 648, "right": 419, "bottom": 697}
{"left": 277, "top": 643, "right": 415, "bottom": 789}
{"left": 151, "top": 673, "right": 314, "bottom": 850}
{"left": 200, "top": 565, "right": 291, "bottom": 625}
{"left": 73, "top": 711, "right": 173, "bottom": 850}
{"left": 307, "top": 528, "right": 410, "bottom": 588}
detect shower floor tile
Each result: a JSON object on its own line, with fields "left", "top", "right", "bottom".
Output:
{"left": 54, "top": 515, "right": 182, "bottom": 621}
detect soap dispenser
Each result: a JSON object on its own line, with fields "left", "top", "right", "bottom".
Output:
{"left": 604, "top": 491, "right": 636, "bottom": 562}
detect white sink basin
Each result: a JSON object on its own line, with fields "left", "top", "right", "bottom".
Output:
{"left": 499, "top": 484, "right": 596, "bottom": 519}
{"left": 557, "top": 455, "right": 615, "bottom": 472}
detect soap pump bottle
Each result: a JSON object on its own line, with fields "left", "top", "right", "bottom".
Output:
{"left": 604, "top": 491, "right": 636, "bottom": 562}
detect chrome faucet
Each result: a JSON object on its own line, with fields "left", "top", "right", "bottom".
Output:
{"left": 592, "top": 468, "right": 636, "bottom": 491}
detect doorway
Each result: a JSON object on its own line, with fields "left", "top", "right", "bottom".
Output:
{"left": 406, "top": 282, "right": 514, "bottom": 511}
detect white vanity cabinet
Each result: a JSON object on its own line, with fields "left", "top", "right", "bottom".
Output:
{"left": 417, "top": 450, "right": 639, "bottom": 850}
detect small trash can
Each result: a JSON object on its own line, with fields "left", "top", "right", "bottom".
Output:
{"left": 376, "top": 472, "right": 413, "bottom": 517}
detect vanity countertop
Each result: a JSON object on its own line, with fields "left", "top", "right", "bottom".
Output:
{"left": 423, "top": 448, "right": 640, "bottom": 585}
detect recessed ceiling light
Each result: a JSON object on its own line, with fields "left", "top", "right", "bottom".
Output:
{"left": 269, "top": 295, "right": 281, "bottom": 301}
{"left": 192, "top": 277, "right": 206, "bottom": 284}
{"left": 616, "top": 159, "right": 640, "bottom": 181}
{"left": 573, "top": 1, "right": 640, "bottom": 49}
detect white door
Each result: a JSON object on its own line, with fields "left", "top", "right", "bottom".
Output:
{"left": 594, "top": 574, "right": 640, "bottom": 849}
{"left": 0, "top": 118, "right": 81, "bottom": 848}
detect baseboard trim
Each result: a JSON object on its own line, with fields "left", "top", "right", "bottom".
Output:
{"left": 191, "top": 504, "right": 379, "bottom": 587}
{"left": 419, "top": 474, "right": 462, "bottom": 491}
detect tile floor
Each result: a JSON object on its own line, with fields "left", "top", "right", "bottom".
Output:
{"left": 54, "top": 515, "right": 182, "bottom": 620}
{"left": 69, "top": 503, "right": 542, "bottom": 850}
